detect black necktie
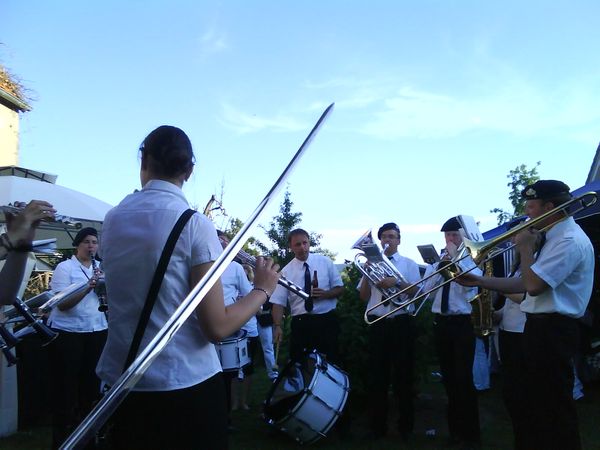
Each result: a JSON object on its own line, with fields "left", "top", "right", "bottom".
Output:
{"left": 440, "top": 283, "right": 450, "bottom": 314}
{"left": 304, "top": 262, "right": 313, "bottom": 312}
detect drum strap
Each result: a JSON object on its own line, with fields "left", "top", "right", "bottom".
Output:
{"left": 122, "top": 208, "right": 196, "bottom": 373}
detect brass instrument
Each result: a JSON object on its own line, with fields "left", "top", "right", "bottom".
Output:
{"left": 1, "top": 202, "right": 82, "bottom": 229}
{"left": 352, "top": 229, "right": 409, "bottom": 306}
{"left": 364, "top": 244, "right": 468, "bottom": 325}
{"left": 363, "top": 191, "right": 598, "bottom": 325}
{"left": 469, "top": 259, "right": 495, "bottom": 337}
{"left": 218, "top": 235, "right": 309, "bottom": 300}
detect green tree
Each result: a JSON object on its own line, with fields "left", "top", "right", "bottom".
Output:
{"left": 260, "top": 189, "right": 332, "bottom": 265}
{"left": 491, "top": 162, "right": 541, "bottom": 225}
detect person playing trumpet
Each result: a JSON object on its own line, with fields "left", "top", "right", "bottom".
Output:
{"left": 457, "top": 180, "right": 594, "bottom": 450}
{"left": 423, "top": 216, "right": 482, "bottom": 449}
{"left": 358, "top": 222, "right": 421, "bottom": 441}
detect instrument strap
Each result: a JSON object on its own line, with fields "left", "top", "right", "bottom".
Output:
{"left": 122, "top": 208, "right": 196, "bottom": 373}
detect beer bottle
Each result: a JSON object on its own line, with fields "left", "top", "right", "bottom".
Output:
{"left": 312, "top": 270, "right": 319, "bottom": 289}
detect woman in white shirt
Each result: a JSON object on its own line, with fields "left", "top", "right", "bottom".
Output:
{"left": 48, "top": 227, "right": 107, "bottom": 450}
{"left": 95, "top": 125, "right": 279, "bottom": 450}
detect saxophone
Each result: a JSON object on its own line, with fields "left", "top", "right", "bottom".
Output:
{"left": 469, "top": 259, "right": 495, "bottom": 337}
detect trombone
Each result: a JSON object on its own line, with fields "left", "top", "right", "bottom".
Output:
{"left": 363, "top": 191, "right": 598, "bottom": 325}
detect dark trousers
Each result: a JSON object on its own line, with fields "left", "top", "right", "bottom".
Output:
{"left": 523, "top": 314, "right": 581, "bottom": 450}
{"left": 112, "top": 373, "right": 228, "bottom": 450}
{"left": 290, "top": 310, "right": 339, "bottom": 363}
{"left": 433, "top": 315, "right": 480, "bottom": 444}
{"left": 499, "top": 329, "right": 528, "bottom": 450}
{"left": 366, "top": 314, "right": 415, "bottom": 435}
{"left": 48, "top": 329, "right": 107, "bottom": 450}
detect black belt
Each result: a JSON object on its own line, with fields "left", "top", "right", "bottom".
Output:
{"left": 366, "top": 314, "right": 411, "bottom": 322}
{"left": 434, "top": 314, "right": 471, "bottom": 320}
{"left": 292, "top": 310, "right": 336, "bottom": 322}
{"left": 525, "top": 312, "right": 574, "bottom": 321}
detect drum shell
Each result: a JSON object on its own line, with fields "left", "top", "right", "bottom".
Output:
{"left": 215, "top": 330, "right": 249, "bottom": 371}
{"left": 264, "top": 351, "right": 349, "bottom": 445}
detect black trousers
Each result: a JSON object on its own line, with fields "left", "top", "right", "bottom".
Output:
{"left": 523, "top": 313, "right": 581, "bottom": 450}
{"left": 366, "top": 314, "right": 415, "bottom": 435}
{"left": 290, "top": 310, "right": 339, "bottom": 363}
{"left": 499, "top": 329, "right": 528, "bottom": 450}
{"left": 433, "top": 315, "right": 480, "bottom": 444}
{"left": 48, "top": 329, "right": 107, "bottom": 450}
{"left": 111, "top": 373, "right": 228, "bottom": 450}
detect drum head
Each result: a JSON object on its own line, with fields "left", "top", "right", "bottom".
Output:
{"left": 263, "top": 351, "right": 320, "bottom": 421}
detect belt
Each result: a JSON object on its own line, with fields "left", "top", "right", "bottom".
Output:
{"left": 525, "top": 312, "right": 574, "bottom": 320}
{"left": 434, "top": 314, "right": 470, "bottom": 320}
{"left": 366, "top": 314, "right": 411, "bottom": 322}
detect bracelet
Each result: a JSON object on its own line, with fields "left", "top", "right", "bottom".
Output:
{"left": 0, "top": 233, "right": 32, "bottom": 253}
{"left": 252, "top": 287, "right": 270, "bottom": 302}
{"left": 0, "top": 233, "right": 13, "bottom": 251}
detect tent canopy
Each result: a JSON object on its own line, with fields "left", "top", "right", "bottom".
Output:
{"left": 482, "top": 180, "right": 600, "bottom": 240}
{"left": 0, "top": 166, "right": 113, "bottom": 249}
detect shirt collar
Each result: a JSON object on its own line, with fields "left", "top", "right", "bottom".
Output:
{"left": 386, "top": 251, "right": 398, "bottom": 261}
{"left": 142, "top": 179, "right": 188, "bottom": 203}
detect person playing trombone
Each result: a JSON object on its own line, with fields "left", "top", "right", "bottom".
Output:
{"left": 95, "top": 125, "right": 280, "bottom": 450}
{"left": 423, "top": 216, "right": 482, "bottom": 449}
{"left": 358, "top": 222, "right": 421, "bottom": 441}
{"left": 457, "top": 180, "right": 594, "bottom": 450}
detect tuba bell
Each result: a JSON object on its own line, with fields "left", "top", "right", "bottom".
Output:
{"left": 351, "top": 229, "right": 408, "bottom": 306}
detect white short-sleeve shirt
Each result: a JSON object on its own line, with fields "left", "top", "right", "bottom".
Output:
{"left": 520, "top": 217, "right": 594, "bottom": 318}
{"left": 270, "top": 253, "right": 343, "bottom": 316}
{"left": 48, "top": 255, "right": 108, "bottom": 332}
{"left": 96, "top": 180, "right": 223, "bottom": 391}
{"left": 221, "top": 261, "right": 257, "bottom": 337}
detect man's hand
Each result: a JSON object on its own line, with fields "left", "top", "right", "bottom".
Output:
{"left": 6, "top": 200, "right": 56, "bottom": 245}
{"left": 375, "top": 276, "right": 397, "bottom": 290}
{"left": 272, "top": 324, "right": 283, "bottom": 343}
{"left": 455, "top": 272, "right": 482, "bottom": 287}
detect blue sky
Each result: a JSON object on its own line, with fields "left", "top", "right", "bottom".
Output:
{"left": 2, "top": 1, "right": 599, "bottom": 263}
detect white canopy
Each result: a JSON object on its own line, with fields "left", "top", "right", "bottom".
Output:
{"left": 0, "top": 166, "right": 113, "bottom": 249}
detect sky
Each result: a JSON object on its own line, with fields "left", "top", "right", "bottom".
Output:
{"left": 2, "top": 1, "right": 599, "bottom": 264}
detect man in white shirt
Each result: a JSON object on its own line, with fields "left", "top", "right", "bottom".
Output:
{"left": 424, "top": 216, "right": 482, "bottom": 448}
{"left": 358, "top": 222, "right": 421, "bottom": 440}
{"left": 457, "top": 180, "right": 594, "bottom": 450}
{"left": 271, "top": 228, "right": 344, "bottom": 363}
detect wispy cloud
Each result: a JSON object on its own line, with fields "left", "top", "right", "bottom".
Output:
{"left": 218, "top": 103, "right": 308, "bottom": 134}
{"left": 302, "top": 69, "right": 600, "bottom": 143}
{"left": 197, "top": 25, "right": 229, "bottom": 56}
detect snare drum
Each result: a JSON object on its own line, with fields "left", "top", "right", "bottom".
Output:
{"left": 215, "top": 330, "right": 249, "bottom": 372}
{"left": 263, "top": 350, "right": 349, "bottom": 444}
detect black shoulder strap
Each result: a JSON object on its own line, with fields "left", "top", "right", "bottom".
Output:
{"left": 122, "top": 208, "right": 196, "bottom": 373}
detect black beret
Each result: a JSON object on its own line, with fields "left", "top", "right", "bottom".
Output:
{"left": 440, "top": 216, "right": 461, "bottom": 232}
{"left": 521, "top": 180, "right": 571, "bottom": 200}
{"left": 72, "top": 227, "right": 98, "bottom": 247}
{"left": 377, "top": 222, "right": 400, "bottom": 239}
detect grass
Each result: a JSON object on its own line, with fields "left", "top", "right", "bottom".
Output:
{"left": 3, "top": 367, "right": 599, "bottom": 450}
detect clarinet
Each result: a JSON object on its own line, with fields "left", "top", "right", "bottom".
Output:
{"left": 91, "top": 253, "right": 108, "bottom": 313}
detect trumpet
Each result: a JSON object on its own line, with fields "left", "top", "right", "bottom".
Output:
{"left": 1, "top": 202, "right": 82, "bottom": 229}
{"left": 363, "top": 191, "right": 598, "bottom": 325}
{"left": 218, "top": 235, "right": 310, "bottom": 300}
{"left": 352, "top": 229, "right": 409, "bottom": 306}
